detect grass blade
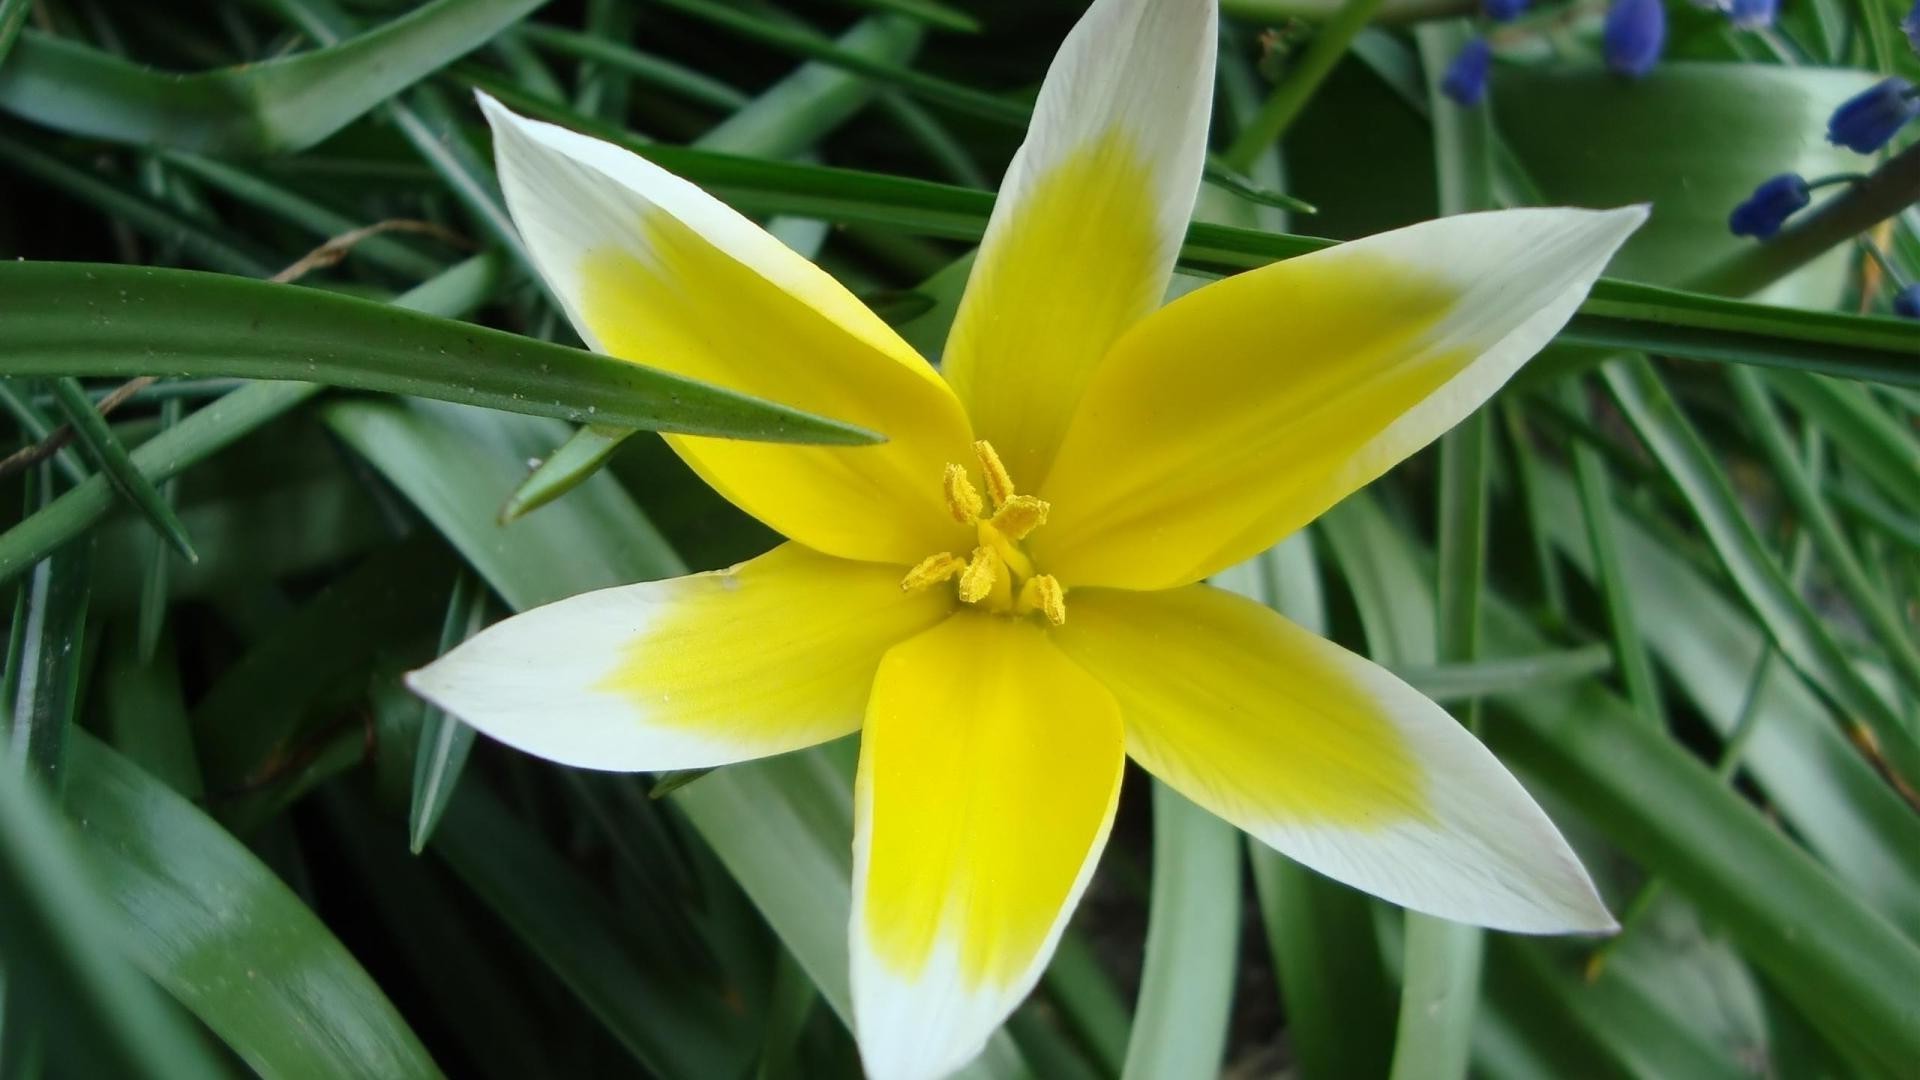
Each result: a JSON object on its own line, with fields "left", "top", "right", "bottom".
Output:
{"left": 6, "top": 506, "right": 89, "bottom": 787}
{"left": 1602, "top": 356, "right": 1920, "bottom": 797}
{"left": 63, "top": 733, "right": 445, "bottom": 1076}
{"left": 0, "top": 761, "right": 227, "bottom": 1080}
{"left": 408, "top": 567, "right": 489, "bottom": 852}
{"left": 500, "top": 422, "right": 635, "bottom": 521}
{"left": 49, "top": 377, "right": 197, "bottom": 563}
{"left": 1120, "top": 783, "right": 1240, "bottom": 1080}
{"left": 0, "top": 0, "right": 547, "bottom": 155}
{"left": 0, "top": 262, "right": 882, "bottom": 445}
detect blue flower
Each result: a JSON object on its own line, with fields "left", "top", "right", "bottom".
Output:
{"left": 1895, "top": 284, "right": 1920, "bottom": 318}
{"left": 1727, "top": 0, "right": 1776, "bottom": 28}
{"left": 1485, "top": 0, "right": 1529, "bottom": 21}
{"left": 1604, "top": 0, "right": 1666, "bottom": 77}
{"left": 1727, "top": 174, "right": 1810, "bottom": 238}
{"left": 1827, "top": 78, "right": 1920, "bottom": 153}
{"left": 1442, "top": 38, "right": 1493, "bottom": 107}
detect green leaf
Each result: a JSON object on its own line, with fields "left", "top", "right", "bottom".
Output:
{"left": 408, "top": 567, "right": 489, "bottom": 851}
{"left": 1765, "top": 368, "right": 1920, "bottom": 513}
{"left": 0, "top": 252, "right": 500, "bottom": 589}
{"left": 1486, "top": 655, "right": 1920, "bottom": 1075}
{"left": 500, "top": 422, "right": 636, "bottom": 522}
{"left": 5, "top": 513, "right": 89, "bottom": 787}
{"left": 1729, "top": 366, "right": 1920, "bottom": 700}
{"left": 49, "top": 377, "right": 197, "bottom": 563}
{"left": 430, "top": 784, "right": 755, "bottom": 1078}
{"left": 1119, "top": 782, "right": 1239, "bottom": 1080}
{"left": 0, "top": 262, "right": 882, "bottom": 445}
{"left": 62, "top": 733, "right": 445, "bottom": 1077}
{"left": 468, "top": 85, "right": 1920, "bottom": 387}
{"left": 1533, "top": 467, "right": 1920, "bottom": 936}
{"left": 1397, "top": 647, "right": 1617, "bottom": 704}
{"left": 0, "top": 0, "right": 547, "bottom": 155}
{"left": 1601, "top": 357, "right": 1920, "bottom": 793}
{"left": 1560, "top": 374, "right": 1666, "bottom": 727}
{"left": 0, "top": 759, "right": 228, "bottom": 1080}
{"left": 1496, "top": 63, "right": 1874, "bottom": 302}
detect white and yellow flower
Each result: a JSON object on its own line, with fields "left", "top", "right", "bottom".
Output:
{"left": 410, "top": 1, "right": 1644, "bottom": 1076}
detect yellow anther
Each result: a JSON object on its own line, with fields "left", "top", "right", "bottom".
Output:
{"left": 957, "top": 546, "right": 1003, "bottom": 605}
{"left": 943, "top": 463, "right": 984, "bottom": 524}
{"left": 1017, "top": 575, "right": 1067, "bottom": 627}
{"left": 989, "top": 495, "right": 1050, "bottom": 541}
{"left": 973, "top": 440, "right": 1016, "bottom": 508}
{"left": 901, "top": 552, "right": 964, "bottom": 592}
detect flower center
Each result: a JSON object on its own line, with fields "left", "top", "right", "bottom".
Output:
{"left": 901, "top": 440, "right": 1066, "bottom": 626}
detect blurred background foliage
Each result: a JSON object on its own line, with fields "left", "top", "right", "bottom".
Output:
{"left": 1, "top": 0, "right": 1918, "bottom": 1077}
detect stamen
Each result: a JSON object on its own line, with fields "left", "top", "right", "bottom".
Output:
{"left": 958, "top": 546, "right": 1003, "bottom": 604}
{"left": 973, "top": 440, "right": 1016, "bottom": 508}
{"left": 943, "top": 463, "right": 983, "bottom": 524}
{"left": 1017, "top": 575, "right": 1067, "bottom": 627}
{"left": 989, "top": 495, "right": 1050, "bottom": 540}
{"left": 901, "top": 552, "right": 964, "bottom": 592}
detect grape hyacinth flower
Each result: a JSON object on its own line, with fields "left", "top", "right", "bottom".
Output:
{"left": 1443, "top": 38, "right": 1494, "bottom": 106}
{"left": 1827, "top": 78, "right": 1920, "bottom": 153}
{"left": 1727, "top": 174, "right": 1810, "bottom": 238}
{"left": 1604, "top": 0, "right": 1666, "bottom": 77}
{"left": 1727, "top": 0, "right": 1777, "bottom": 29}
{"left": 1485, "top": 0, "right": 1529, "bottom": 21}
{"left": 1895, "top": 283, "right": 1920, "bottom": 318}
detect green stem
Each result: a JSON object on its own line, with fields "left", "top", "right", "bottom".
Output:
{"left": 1689, "top": 138, "right": 1920, "bottom": 297}
{"left": 1223, "top": 0, "right": 1392, "bottom": 171}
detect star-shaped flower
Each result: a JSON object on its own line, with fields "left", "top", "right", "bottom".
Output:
{"left": 411, "top": 2, "right": 1645, "bottom": 1076}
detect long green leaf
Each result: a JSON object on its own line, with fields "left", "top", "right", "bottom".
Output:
{"left": 1486, "top": 655, "right": 1920, "bottom": 1074}
{"left": 1119, "top": 783, "right": 1239, "bottom": 1080}
{"left": 6, "top": 519, "right": 89, "bottom": 787}
{"left": 0, "top": 252, "right": 502, "bottom": 587}
{"left": 469, "top": 82, "right": 1920, "bottom": 387}
{"left": 431, "top": 784, "right": 754, "bottom": 1078}
{"left": 1729, "top": 366, "right": 1920, "bottom": 699}
{"left": 0, "top": 262, "right": 879, "bottom": 444}
{"left": 0, "top": 759, "right": 228, "bottom": 1080}
{"left": 63, "top": 733, "right": 445, "bottom": 1077}
{"left": 49, "top": 377, "right": 197, "bottom": 563}
{"left": 0, "top": 0, "right": 547, "bottom": 155}
{"left": 408, "top": 568, "right": 489, "bottom": 851}
{"left": 1602, "top": 357, "right": 1920, "bottom": 793}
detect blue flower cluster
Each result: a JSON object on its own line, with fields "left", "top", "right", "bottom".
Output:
{"left": 1441, "top": 0, "right": 1793, "bottom": 110}
{"left": 1727, "top": 174, "right": 1811, "bottom": 239}
{"left": 1827, "top": 78, "right": 1920, "bottom": 154}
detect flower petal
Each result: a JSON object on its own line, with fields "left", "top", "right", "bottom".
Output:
{"left": 1035, "top": 206, "right": 1648, "bottom": 589}
{"left": 852, "top": 613, "right": 1123, "bottom": 1080}
{"left": 479, "top": 94, "right": 974, "bottom": 564}
{"left": 939, "top": 0, "right": 1216, "bottom": 489}
{"left": 407, "top": 543, "right": 952, "bottom": 771}
{"left": 1054, "top": 584, "right": 1613, "bottom": 933}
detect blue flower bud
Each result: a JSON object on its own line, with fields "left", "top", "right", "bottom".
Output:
{"left": 1906, "top": 0, "right": 1920, "bottom": 56}
{"left": 1727, "top": 174, "right": 1810, "bottom": 238}
{"left": 1727, "top": 0, "right": 1776, "bottom": 28}
{"left": 1441, "top": 38, "right": 1493, "bottom": 107}
{"left": 1604, "top": 0, "right": 1666, "bottom": 78}
{"left": 1895, "top": 284, "right": 1920, "bottom": 319}
{"left": 1827, "top": 78, "right": 1920, "bottom": 154}
{"left": 1484, "top": 0, "right": 1529, "bottom": 21}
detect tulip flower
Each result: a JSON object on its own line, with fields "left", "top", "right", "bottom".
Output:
{"left": 410, "top": 1, "right": 1645, "bottom": 1076}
